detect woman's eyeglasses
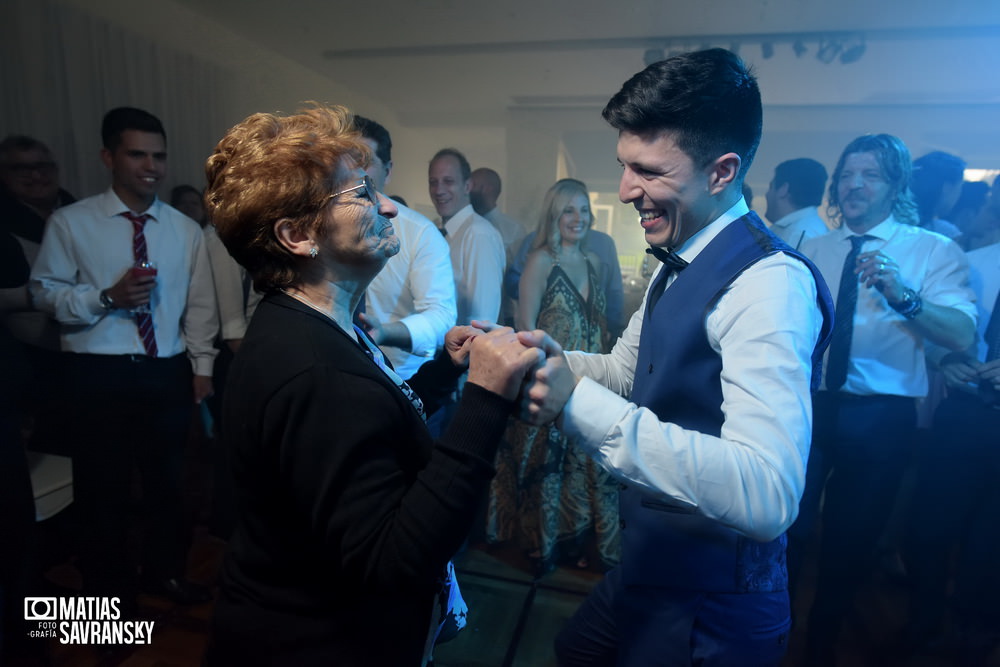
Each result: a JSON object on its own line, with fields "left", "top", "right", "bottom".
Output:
{"left": 328, "top": 175, "right": 378, "bottom": 208}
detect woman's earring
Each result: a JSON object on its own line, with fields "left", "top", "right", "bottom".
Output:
{"left": 309, "top": 246, "right": 318, "bottom": 259}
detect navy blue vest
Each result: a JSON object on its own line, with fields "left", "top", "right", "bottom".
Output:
{"left": 622, "top": 211, "right": 833, "bottom": 593}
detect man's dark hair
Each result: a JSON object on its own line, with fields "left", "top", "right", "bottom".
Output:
{"left": 774, "top": 158, "right": 828, "bottom": 208}
{"left": 911, "top": 151, "right": 966, "bottom": 226}
{"left": 101, "top": 107, "right": 166, "bottom": 151}
{"left": 430, "top": 148, "right": 471, "bottom": 181}
{"left": 827, "top": 134, "right": 918, "bottom": 226}
{"left": 602, "top": 48, "right": 762, "bottom": 180}
{"left": 354, "top": 116, "right": 392, "bottom": 165}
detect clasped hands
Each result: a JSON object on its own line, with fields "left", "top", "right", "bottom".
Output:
{"left": 939, "top": 352, "right": 1000, "bottom": 392}
{"left": 444, "top": 321, "right": 579, "bottom": 424}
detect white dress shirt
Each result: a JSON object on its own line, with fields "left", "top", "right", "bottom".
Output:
{"left": 204, "top": 224, "right": 261, "bottom": 342}
{"left": 768, "top": 206, "right": 830, "bottom": 249}
{"left": 561, "top": 200, "right": 823, "bottom": 541}
{"left": 441, "top": 204, "right": 505, "bottom": 325}
{"left": 484, "top": 207, "right": 527, "bottom": 259}
{"left": 30, "top": 188, "right": 218, "bottom": 375}
{"left": 366, "top": 203, "right": 457, "bottom": 379}
{"left": 966, "top": 242, "right": 1000, "bottom": 364}
{"left": 801, "top": 217, "right": 976, "bottom": 397}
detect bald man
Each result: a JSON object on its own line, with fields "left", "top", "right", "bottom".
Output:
{"left": 470, "top": 167, "right": 526, "bottom": 259}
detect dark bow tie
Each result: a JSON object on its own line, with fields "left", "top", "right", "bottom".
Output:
{"left": 646, "top": 246, "right": 689, "bottom": 272}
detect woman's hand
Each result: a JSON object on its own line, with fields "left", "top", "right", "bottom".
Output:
{"left": 466, "top": 326, "right": 544, "bottom": 401}
{"left": 443, "top": 320, "right": 499, "bottom": 369}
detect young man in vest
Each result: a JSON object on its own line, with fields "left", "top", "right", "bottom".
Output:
{"left": 517, "top": 48, "right": 834, "bottom": 666}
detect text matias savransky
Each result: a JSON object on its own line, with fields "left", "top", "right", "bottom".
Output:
{"left": 24, "top": 597, "right": 155, "bottom": 645}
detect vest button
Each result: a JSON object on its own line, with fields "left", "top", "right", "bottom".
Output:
{"left": 620, "top": 483, "right": 628, "bottom": 491}
{"left": 648, "top": 363, "right": 653, "bottom": 374}
{"left": 619, "top": 519, "right": 627, "bottom": 530}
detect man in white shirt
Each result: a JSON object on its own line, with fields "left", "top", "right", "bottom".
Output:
{"left": 353, "top": 117, "right": 456, "bottom": 379}
{"left": 30, "top": 107, "right": 218, "bottom": 609}
{"left": 469, "top": 167, "right": 527, "bottom": 259}
{"left": 793, "top": 133, "right": 976, "bottom": 665}
{"left": 428, "top": 149, "right": 505, "bottom": 325}
{"left": 764, "top": 157, "right": 831, "bottom": 249}
{"left": 515, "top": 48, "right": 834, "bottom": 666}
{"left": 903, "top": 240, "right": 1000, "bottom": 661}
{"left": 469, "top": 167, "right": 526, "bottom": 326}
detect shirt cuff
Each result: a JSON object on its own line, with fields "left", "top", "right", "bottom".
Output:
{"left": 560, "top": 376, "right": 629, "bottom": 454}
{"left": 190, "top": 353, "right": 217, "bottom": 377}
{"left": 89, "top": 288, "right": 106, "bottom": 317}
{"left": 398, "top": 313, "right": 440, "bottom": 358}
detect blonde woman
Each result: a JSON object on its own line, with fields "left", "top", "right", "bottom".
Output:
{"left": 486, "top": 178, "right": 620, "bottom": 572}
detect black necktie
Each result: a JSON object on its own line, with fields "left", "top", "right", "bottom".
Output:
{"left": 825, "top": 234, "right": 875, "bottom": 391}
{"left": 979, "top": 287, "right": 1000, "bottom": 404}
{"left": 645, "top": 246, "right": 689, "bottom": 313}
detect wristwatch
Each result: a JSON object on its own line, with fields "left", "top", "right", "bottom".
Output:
{"left": 99, "top": 289, "right": 116, "bottom": 310}
{"left": 888, "top": 287, "right": 922, "bottom": 319}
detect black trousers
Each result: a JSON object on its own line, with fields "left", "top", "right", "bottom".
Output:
{"left": 905, "top": 393, "right": 1000, "bottom": 640}
{"left": 788, "top": 392, "right": 916, "bottom": 655}
{"left": 66, "top": 353, "right": 193, "bottom": 599}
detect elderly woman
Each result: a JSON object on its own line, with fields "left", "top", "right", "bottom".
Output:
{"left": 202, "top": 104, "right": 538, "bottom": 666}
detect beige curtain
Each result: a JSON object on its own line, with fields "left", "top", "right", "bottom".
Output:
{"left": 1, "top": 0, "right": 232, "bottom": 199}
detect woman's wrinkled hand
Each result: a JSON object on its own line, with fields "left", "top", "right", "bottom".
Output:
{"left": 466, "top": 327, "right": 545, "bottom": 401}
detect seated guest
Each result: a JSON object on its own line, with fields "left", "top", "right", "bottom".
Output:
{"left": 202, "top": 103, "right": 540, "bottom": 666}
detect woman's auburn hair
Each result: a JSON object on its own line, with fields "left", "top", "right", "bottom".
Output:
{"left": 203, "top": 103, "right": 370, "bottom": 292}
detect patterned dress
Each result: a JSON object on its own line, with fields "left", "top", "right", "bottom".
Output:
{"left": 486, "top": 256, "right": 621, "bottom": 572}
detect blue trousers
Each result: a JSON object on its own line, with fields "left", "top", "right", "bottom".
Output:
{"left": 555, "top": 565, "right": 790, "bottom": 666}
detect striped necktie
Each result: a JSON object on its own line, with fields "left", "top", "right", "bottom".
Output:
{"left": 122, "top": 211, "right": 158, "bottom": 356}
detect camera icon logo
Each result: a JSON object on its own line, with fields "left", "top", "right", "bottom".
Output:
{"left": 24, "top": 597, "right": 58, "bottom": 621}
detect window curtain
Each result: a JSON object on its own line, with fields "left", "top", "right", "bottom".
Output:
{"left": 1, "top": 0, "right": 232, "bottom": 199}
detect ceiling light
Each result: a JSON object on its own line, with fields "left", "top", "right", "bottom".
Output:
{"left": 816, "top": 38, "right": 842, "bottom": 64}
{"left": 839, "top": 35, "right": 866, "bottom": 64}
{"left": 761, "top": 42, "right": 774, "bottom": 59}
{"left": 793, "top": 40, "right": 807, "bottom": 58}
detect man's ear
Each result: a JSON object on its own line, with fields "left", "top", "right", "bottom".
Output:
{"left": 273, "top": 218, "right": 314, "bottom": 257}
{"left": 384, "top": 160, "right": 393, "bottom": 188}
{"left": 707, "top": 153, "right": 741, "bottom": 196}
{"left": 776, "top": 182, "right": 791, "bottom": 201}
{"left": 100, "top": 147, "right": 113, "bottom": 171}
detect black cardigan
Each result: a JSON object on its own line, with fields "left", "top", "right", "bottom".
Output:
{"left": 208, "top": 293, "right": 511, "bottom": 666}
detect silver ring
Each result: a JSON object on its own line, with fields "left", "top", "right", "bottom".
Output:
{"left": 878, "top": 262, "right": 886, "bottom": 272}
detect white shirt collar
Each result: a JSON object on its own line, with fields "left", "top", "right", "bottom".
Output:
{"left": 674, "top": 197, "right": 750, "bottom": 263}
